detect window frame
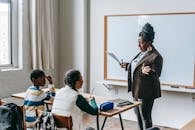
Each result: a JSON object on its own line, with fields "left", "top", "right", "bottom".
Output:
{"left": 0, "top": 0, "right": 20, "bottom": 69}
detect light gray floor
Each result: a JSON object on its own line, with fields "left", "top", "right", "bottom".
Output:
{"left": 82, "top": 114, "right": 178, "bottom": 130}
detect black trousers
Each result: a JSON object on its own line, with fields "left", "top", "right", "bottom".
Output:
{"left": 134, "top": 99, "right": 154, "bottom": 130}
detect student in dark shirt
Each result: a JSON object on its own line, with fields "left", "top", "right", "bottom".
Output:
{"left": 52, "top": 69, "right": 98, "bottom": 130}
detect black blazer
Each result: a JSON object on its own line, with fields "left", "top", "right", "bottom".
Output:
{"left": 127, "top": 47, "right": 163, "bottom": 99}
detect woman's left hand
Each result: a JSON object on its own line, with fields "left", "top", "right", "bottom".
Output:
{"left": 142, "top": 64, "right": 152, "bottom": 75}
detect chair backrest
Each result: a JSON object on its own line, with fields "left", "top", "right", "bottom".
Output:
{"left": 53, "top": 114, "right": 73, "bottom": 130}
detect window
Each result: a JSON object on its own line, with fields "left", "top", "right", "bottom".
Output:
{"left": 0, "top": 0, "right": 21, "bottom": 69}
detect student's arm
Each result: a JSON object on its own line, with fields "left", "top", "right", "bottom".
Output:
{"left": 41, "top": 84, "right": 55, "bottom": 102}
{"left": 46, "top": 76, "right": 55, "bottom": 96}
{"left": 47, "top": 84, "right": 56, "bottom": 97}
{"left": 76, "top": 94, "right": 98, "bottom": 115}
{"left": 44, "top": 76, "right": 56, "bottom": 101}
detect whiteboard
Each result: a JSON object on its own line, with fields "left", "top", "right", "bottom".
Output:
{"left": 104, "top": 13, "right": 195, "bottom": 87}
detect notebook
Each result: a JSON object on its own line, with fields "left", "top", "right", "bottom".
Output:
{"left": 109, "top": 98, "right": 133, "bottom": 107}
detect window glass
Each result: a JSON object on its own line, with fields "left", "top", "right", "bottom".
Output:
{"left": 0, "top": 2, "right": 11, "bottom": 66}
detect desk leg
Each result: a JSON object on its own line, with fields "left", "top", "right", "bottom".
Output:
{"left": 119, "top": 113, "right": 124, "bottom": 130}
{"left": 97, "top": 115, "right": 100, "bottom": 130}
{"left": 101, "top": 117, "right": 107, "bottom": 130}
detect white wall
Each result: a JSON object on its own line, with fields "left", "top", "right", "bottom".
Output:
{"left": 89, "top": 0, "right": 195, "bottom": 129}
{"left": 0, "top": 0, "right": 89, "bottom": 97}
{"left": 58, "top": 0, "right": 88, "bottom": 91}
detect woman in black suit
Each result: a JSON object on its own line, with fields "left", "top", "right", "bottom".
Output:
{"left": 121, "top": 23, "right": 163, "bottom": 130}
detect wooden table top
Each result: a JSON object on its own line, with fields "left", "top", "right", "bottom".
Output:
{"left": 180, "top": 118, "right": 195, "bottom": 130}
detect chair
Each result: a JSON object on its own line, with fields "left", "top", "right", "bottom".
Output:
{"left": 43, "top": 100, "right": 73, "bottom": 129}
{"left": 36, "top": 109, "right": 73, "bottom": 130}
{"left": 53, "top": 114, "right": 73, "bottom": 130}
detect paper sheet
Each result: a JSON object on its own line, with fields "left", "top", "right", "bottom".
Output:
{"left": 107, "top": 51, "right": 121, "bottom": 65}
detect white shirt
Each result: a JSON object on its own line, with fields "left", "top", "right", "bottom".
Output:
{"left": 131, "top": 51, "right": 148, "bottom": 80}
{"left": 51, "top": 85, "right": 83, "bottom": 130}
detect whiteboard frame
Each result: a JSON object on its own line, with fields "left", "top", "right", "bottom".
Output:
{"left": 104, "top": 12, "right": 195, "bottom": 88}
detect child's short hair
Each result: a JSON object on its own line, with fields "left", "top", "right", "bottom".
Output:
{"left": 30, "top": 69, "right": 45, "bottom": 81}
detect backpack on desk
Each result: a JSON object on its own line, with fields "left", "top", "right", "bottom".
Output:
{"left": 0, "top": 103, "right": 24, "bottom": 130}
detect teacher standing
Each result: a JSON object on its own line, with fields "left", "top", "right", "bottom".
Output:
{"left": 121, "top": 23, "right": 163, "bottom": 130}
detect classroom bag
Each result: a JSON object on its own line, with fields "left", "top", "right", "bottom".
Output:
{"left": 0, "top": 103, "right": 24, "bottom": 130}
{"left": 34, "top": 110, "right": 57, "bottom": 130}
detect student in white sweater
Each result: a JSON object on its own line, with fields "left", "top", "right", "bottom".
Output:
{"left": 52, "top": 69, "right": 98, "bottom": 130}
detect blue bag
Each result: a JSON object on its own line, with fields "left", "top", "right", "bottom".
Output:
{"left": 100, "top": 102, "right": 114, "bottom": 111}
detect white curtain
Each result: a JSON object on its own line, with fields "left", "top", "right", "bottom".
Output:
{"left": 28, "top": 0, "right": 57, "bottom": 69}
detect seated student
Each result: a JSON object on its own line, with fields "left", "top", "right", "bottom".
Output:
{"left": 24, "top": 69, "right": 55, "bottom": 129}
{"left": 52, "top": 69, "right": 98, "bottom": 130}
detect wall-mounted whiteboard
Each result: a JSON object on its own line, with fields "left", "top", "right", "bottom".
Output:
{"left": 104, "top": 13, "right": 195, "bottom": 87}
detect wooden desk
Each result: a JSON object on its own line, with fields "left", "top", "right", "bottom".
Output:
{"left": 11, "top": 88, "right": 59, "bottom": 99}
{"left": 12, "top": 92, "right": 26, "bottom": 99}
{"left": 99, "top": 101, "right": 141, "bottom": 117}
{"left": 0, "top": 97, "right": 24, "bottom": 107}
{"left": 11, "top": 88, "right": 59, "bottom": 111}
{"left": 12, "top": 90, "right": 141, "bottom": 130}
{"left": 180, "top": 118, "right": 195, "bottom": 130}
{"left": 97, "top": 101, "right": 141, "bottom": 130}
{"left": 82, "top": 93, "right": 141, "bottom": 130}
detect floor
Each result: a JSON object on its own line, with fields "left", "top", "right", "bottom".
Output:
{"left": 82, "top": 114, "right": 178, "bottom": 130}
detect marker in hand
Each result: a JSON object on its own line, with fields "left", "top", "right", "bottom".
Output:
{"left": 120, "top": 59, "right": 127, "bottom": 68}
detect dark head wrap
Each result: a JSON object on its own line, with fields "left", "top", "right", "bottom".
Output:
{"left": 139, "top": 23, "right": 155, "bottom": 43}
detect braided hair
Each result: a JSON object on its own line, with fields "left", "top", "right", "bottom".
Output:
{"left": 64, "top": 69, "right": 81, "bottom": 90}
